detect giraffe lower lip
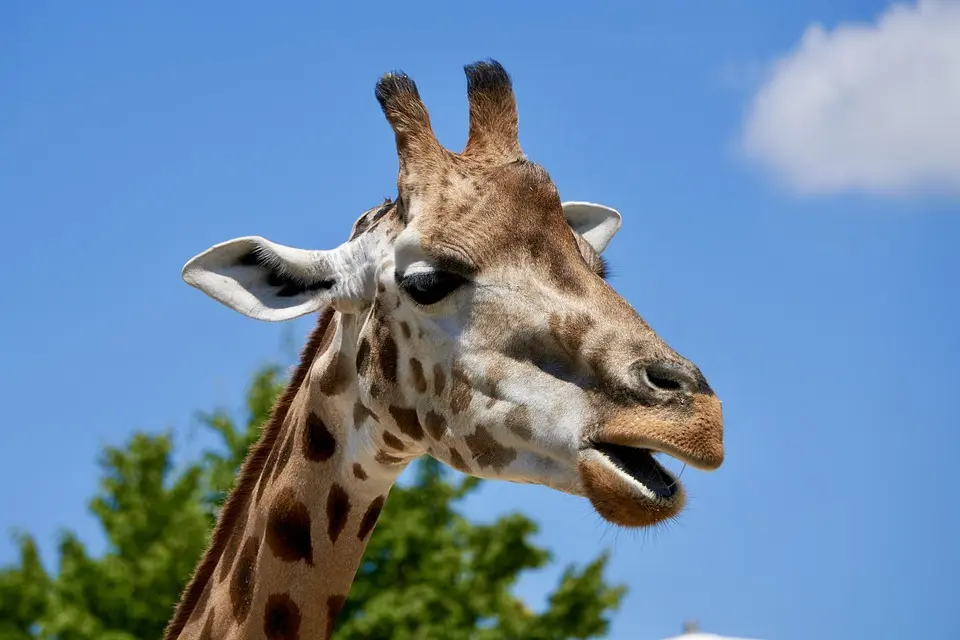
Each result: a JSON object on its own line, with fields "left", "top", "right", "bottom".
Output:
{"left": 592, "top": 443, "right": 679, "bottom": 501}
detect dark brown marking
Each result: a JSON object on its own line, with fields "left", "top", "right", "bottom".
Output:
{"left": 449, "top": 448, "right": 470, "bottom": 472}
{"left": 450, "top": 365, "right": 473, "bottom": 414}
{"left": 356, "top": 338, "right": 371, "bottom": 376}
{"left": 400, "top": 321, "right": 411, "bottom": 339}
{"left": 465, "top": 424, "right": 518, "bottom": 471}
{"left": 353, "top": 401, "right": 378, "bottom": 428}
{"left": 318, "top": 349, "right": 351, "bottom": 396}
{"left": 358, "top": 496, "right": 385, "bottom": 541}
{"left": 266, "top": 487, "right": 314, "bottom": 565}
{"left": 264, "top": 593, "right": 301, "bottom": 640}
{"left": 326, "top": 484, "right": 351, "bottom": 543}
{"left": 377, "top": 280, "right": 386, "bottom": 293}
{"left": 271, "top": 426, "right": 296, "bottom": 482}
{"left": 230, "top": 536, "right": 259, "bottom": 624}
{"left": 382, "top": 431, "right": 406, "bottom": 451}
{"left": 505, "top": 406, "right": 533, "bottom": 441}
{"left": 548, "top": 312, "right": 594, "bottom": 359}
{"left": 256, "top": 438, "right": 281, "bottom": 503}
{"left": 434, "top": 364, "right": 446, "bottom": 395}
{"left": 409, "top": 358, "right": 427, "bottom": 393}
{"left": 325, "top": 595, "right": 347, "bottom": 639}
{"left": 198, "top": 608, "right": 215, "bottom": 640}
{"left": 378, "top": 334, "right": 399, "bottom": 383}
{"left": 218, "top": 526, "right": 243, "bottom": 583}
{"left": 389, "top": 405, "right": 424, "bottom": 440}
{"left": 376, "top": 450, "right": 405, "bottom": 465}
{"left": 424, "top": 410, "right": 446, "bottom": 440}
{"left": 189, "top": 581, "right": 212, "bottom": 626}
{"left": 353, "top": 463, "right": 368, "bottom": 480}
{"left": 303, "top": 413, "right": 336, "bottom": 462}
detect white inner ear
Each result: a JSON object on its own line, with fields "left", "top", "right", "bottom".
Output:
{"left": 182, "top": 234, "right": 376, "bottom": 322}
{"left": 561, "top": 201, "right": 622, "bottom": 254}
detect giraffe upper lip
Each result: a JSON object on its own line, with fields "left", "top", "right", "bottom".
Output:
{"left": 589, "top": 442, "right": 680, "bottom": 502}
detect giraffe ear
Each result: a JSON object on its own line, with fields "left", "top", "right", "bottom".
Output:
{"left": 182, "top": 235, "right": 376, "bottom": 321}
{"left": 561, "top": 201, "right": 622, "bottom": 254}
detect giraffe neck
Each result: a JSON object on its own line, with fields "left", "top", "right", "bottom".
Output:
{"left": 167, "top": 308, "right": 408, "bottom": 640}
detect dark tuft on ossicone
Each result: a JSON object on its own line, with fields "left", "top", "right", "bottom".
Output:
{"left": 375, "top": 72, "right": 420, "bottom": 110}
{"left": 464, "top": 59, "right": 512, "bottom": 93}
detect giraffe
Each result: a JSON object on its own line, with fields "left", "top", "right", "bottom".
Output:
{"left": 166, "top": 59, "right": 724, "bottom": 640}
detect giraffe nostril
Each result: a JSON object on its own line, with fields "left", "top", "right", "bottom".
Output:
{"left": 629, "top": 361, "right": 701, "bottom": 404}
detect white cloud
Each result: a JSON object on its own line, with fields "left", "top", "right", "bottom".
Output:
{"left": 740, "top": 0, "right": 960, "bottom": 197}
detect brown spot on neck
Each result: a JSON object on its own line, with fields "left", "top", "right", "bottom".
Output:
{"left": 302, "top": 413, "right": 337, "bottom": 462}
{"left": 358, "top": 495, "right": 385, "bottom": 541}
{"left": 229, "top": 536, "right": 259, "bottom": 624}
{"left": 266, "top": 487, "right": 314, "bottom": 565}
{"left": 264, "top": 593, "right": 301, "bottom": 640}
{"left": 326, "top": 484, "right": 351, "bottom": 543}
{"left": 389, "top": 405, "right": 424, "bottom": 440}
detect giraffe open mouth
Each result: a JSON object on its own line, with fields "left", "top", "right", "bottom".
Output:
{"left": 590, "top": 442, "right": 681, "bottom": 502}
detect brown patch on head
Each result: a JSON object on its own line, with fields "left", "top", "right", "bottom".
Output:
{"left": 303, "top": 413, "right": 337, "bottom": 462}
{"left": 358, "top": 495, "right": 385, "bottom": 541}
{"left": 450, "top": 365, "right": 473, "bottom": 415}
{"left": 400, "top": 321, "right": 411, "bottom": 340}
{"left": 229, "top": 536, "right": 259, "bottom": 624}
{"left": 326, "top": 484, "right": 351, "bottom": 544}
{"left": 325, "top": 595, "right": 348, "bottom": 639}
{"left": 164, "top": 308, "right": 336, "bottom": 640}
{"left": 389, "top": 405, "right": 424, "bottom": 440}
{"left": 382, "top": 431, "right": 406, "bottom": 451}
{"left": 423, "top": 410, "right": 447, "bottom": 440}
{"left": 266, "top": 487, "right": 314, "bottom": 565}
{"left": 353, "top": 402, "right": 378, "bottom": 428}
{"left": 505, "top": 406, "right": 532, "bottom": 441}
{"left": 548, "top": 312, "right": 594, "bottom": 360}
{"left": 433, "top": 364, "right": 446, "bottom": 396}
{"left": 409, "top": 358, "right": 427, "bottom": 394}
{"left": 352, "top": 463, "right": 368, "bottom": 480}
{"left": 465, "top": 424, "right": 517, "bottom": 472}
{"left": 263, "top": 593, "right": 301, "bottom": 640}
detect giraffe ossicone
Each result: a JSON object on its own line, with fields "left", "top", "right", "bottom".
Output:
{"left": 167, "top": 59, "right": 724, "bottom": 640}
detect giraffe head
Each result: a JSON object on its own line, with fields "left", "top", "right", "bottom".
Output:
{"left": 183, "top": 60, "right": 723, "bottom": 529}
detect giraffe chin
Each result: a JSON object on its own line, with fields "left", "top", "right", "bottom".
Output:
{"left": 577, "top": 448, "right": 687, "bottom": 528}
{"left": 577, "top": 394, "right": 724, "bottom": 527}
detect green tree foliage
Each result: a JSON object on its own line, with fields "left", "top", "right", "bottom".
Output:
{"left": 0, "top": 364, "right": 625, "bottom": 639}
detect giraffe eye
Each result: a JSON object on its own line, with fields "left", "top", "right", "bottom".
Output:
{"left": 398, "top": 271, "right": 467, "bottom": 306}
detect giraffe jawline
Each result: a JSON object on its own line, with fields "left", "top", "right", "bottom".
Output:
{"left": 591, "top": 442, "right": 681, "bottom": 502}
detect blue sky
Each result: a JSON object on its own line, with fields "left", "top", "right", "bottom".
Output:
{"left": 2, "top": 1, "right": 958, "bottom": 639}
